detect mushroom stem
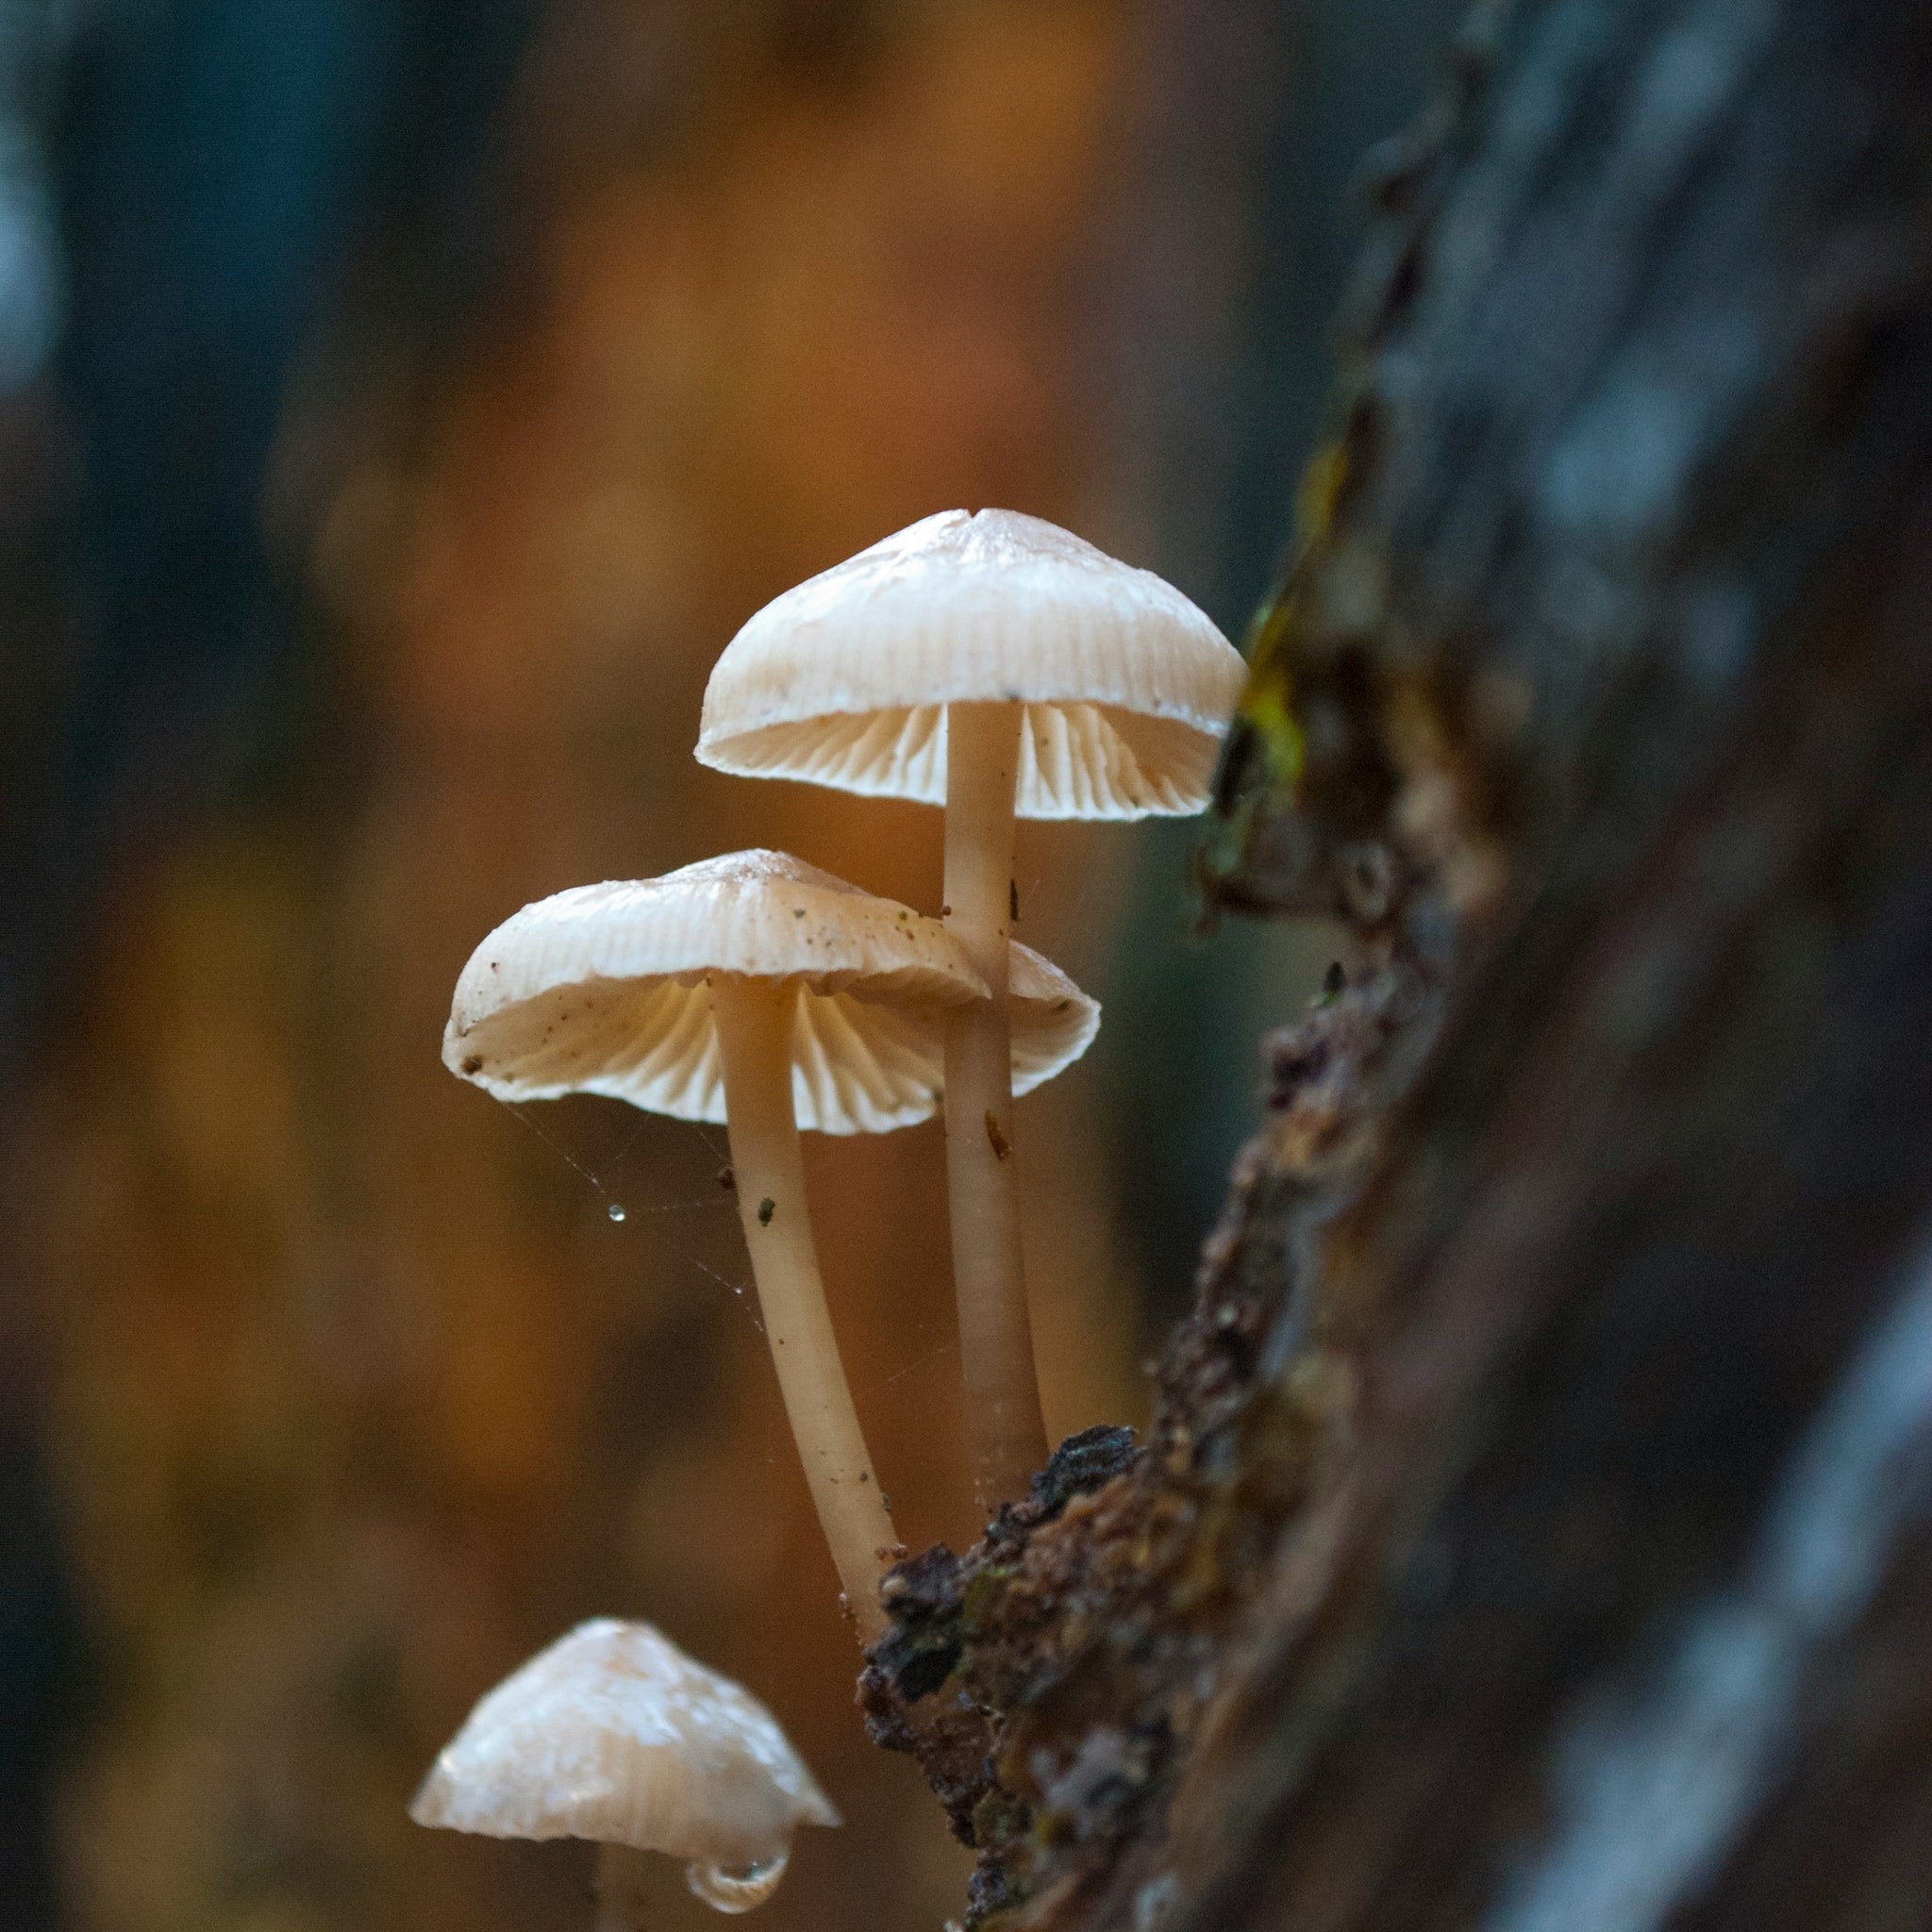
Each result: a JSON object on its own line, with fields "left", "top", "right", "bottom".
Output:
{"left": 709, "top": 973, "right": 896, "bottom": 1643}
{"left": 595, "top": 1845, "right": 632, "bottom": 1932}
{"left": 942, "top": 700, "right": 1049, "bottom": 1509}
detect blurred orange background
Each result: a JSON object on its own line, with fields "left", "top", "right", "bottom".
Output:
{"left": 0, "top": 2, "right": 1459, "bottom": 1926}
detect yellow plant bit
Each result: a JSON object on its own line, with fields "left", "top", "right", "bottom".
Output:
{"left": 1205, "top": 439, "right": 1353, "bottom": 861}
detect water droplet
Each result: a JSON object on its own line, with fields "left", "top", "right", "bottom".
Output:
{"left": 607, "top": 1203, "right": 626, "bottom": 1224}
{"left": 685, "top": 1850, "right": 789, "bottom": 1912}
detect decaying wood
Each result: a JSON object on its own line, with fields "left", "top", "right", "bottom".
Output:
{"left": 863, "top": 0, "right": 1932, "bottom": 1925}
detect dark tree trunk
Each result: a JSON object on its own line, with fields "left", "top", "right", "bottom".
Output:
{"left": 861, "top": 0, "right": 1932, "bottom": 1926}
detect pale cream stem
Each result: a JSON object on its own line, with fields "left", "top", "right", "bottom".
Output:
{"left": 710, "top": 974, "right": 896, "bottom": 1643}
{"left": 942, "top": 700, "right": 1048, "bottom": 1509}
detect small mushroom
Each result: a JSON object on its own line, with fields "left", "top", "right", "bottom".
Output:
{"left": 443, "top": 850, "right": 1096, "bottom": 1638}
{"left": 410, "top": 1617, "right": 837, "bottom": 1915}
{"left": 695, "top": 509, "right": 1244, "bottom": 1506}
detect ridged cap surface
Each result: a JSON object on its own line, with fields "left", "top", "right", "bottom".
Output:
{"left": 694, "top": 509, "right": 1245, "bottom": 819}
{"left": 443, "top": 850, "right": 1100, "bottom": 1135}
{"left": 409, "top": 1618, "right": 838, "bottom": 1869}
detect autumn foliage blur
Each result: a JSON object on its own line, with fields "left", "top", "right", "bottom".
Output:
{"left": 0, "top": 2, "right": 1457, "bottom": 1927}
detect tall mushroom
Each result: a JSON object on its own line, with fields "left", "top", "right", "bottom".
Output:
{"left": 694, "top": 509, "right": 1244, "bottom": 1505}
{"left": 443, "top": 850, "right": 1097, "bottom": 1639}
{"left": 411, "top": 1616, "right": 838, "bottom": 1916}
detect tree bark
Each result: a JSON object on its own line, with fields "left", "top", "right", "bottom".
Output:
{"left": 861, "top": 1, "right": 1932, "bottom": 1926}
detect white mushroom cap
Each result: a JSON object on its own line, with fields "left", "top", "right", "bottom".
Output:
{"left": 411, "top": 1619, "right": 837, "bottom": 1878}
{"left": 443, "top": 850, "right": 1100, "bottom": 1135}
{"left": 694, "top": 509, "right": 1246, "bottom": 819}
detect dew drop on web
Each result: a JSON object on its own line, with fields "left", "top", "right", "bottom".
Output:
{"left": 685, "top": 1850, "right": 789, "bottom": 1912}
{"left": 607, "top": 1202, "right": 626, "bottom": 1224}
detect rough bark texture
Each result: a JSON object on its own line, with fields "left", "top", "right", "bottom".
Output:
{"left": 862, "top": 0, "right": 1932, "bottom": 1925}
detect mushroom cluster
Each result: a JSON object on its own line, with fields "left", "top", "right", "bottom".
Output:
{"left": 418, "top": 510, "right": 1239, "bottom": 1916}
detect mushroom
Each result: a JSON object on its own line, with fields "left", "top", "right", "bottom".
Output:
{"left": 410, "top": 1616, "right": 838, "bottom": 1915}
{"left": 443, "top": 850, "right": 1097, "bottom": 1638}
{"left": 694, "top": 509, "right": 1244, "bottom": 1505}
